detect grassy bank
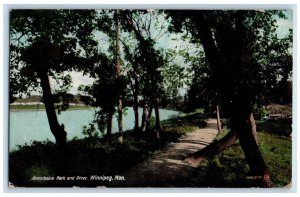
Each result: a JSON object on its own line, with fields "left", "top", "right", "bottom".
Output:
{"left": 9, "top": 113, "right": 291, "bottom": 187}
{"left": 193, "top": 119, "right": 292, "bottom": 188}
{"left": 9, "top": 112, "right": 206, "bottom": 187}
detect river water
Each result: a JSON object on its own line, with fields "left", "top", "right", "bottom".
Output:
{"left": 9, "top": 108, "right": 179, "bottom": 151}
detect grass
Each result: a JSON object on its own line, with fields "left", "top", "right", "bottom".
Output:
{"left": 256, "top": 118, "right": 292, "bottom": 137}
{"left": 9, "top": 134, "right": 164, "bottom": 187}
{"left": 9, "top": 112, "right": 291, "bottom": 188}
{"left": 161, "top": 112, "right": 207, "bottom": 138}
{"left": 9, "top": 112, "right": 206, "bottom": 187}
{"left": 192, "top": 119, "right": 292, "bottom": 188}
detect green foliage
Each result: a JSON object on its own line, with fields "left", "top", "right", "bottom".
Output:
{"left": 120, "top": 10, "right": 172, "bottom": 110}
{"left": 9, "top": 111, "right": 207, "bottom": 187}
{"left": 253, "top": 106, "right": 269, "bottom": 120}
{"left": 258, "top": 132, "right": 292, "bottom": 186}
{"left": 148, "top": 115, "right": 156, "bottom": 130}
{"left": 162, "top": 112, "right": 207, "bottom": 135}
{"left": 192, "top": 143, "right": 250, "bottom": 187}
{"left": 82, "top": 123, "right": 100, "bottom": 139}
{"left": 195, "top": 108, "right": 205, "bottom": 114}
{"left": 192, "top": 125, "right": 291, "bottom": 187}
{"left": 167, "top": 10, "right": 292, "bottom": 112}
{"left": 256, "top": 118, "right": 292, "bottom": 137}
{"left": 9, "top": 9, "right": 293, "bottom": 188}
{"left": 10, "top": 104, "right": 91, "bottom": 111}
{"left": 76, "top": 10, "right": 126, "bottom": 135}
{"left": 10, "top": 10, "right": 97, "bottom": 102}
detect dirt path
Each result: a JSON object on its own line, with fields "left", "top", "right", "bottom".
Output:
{"left": 110, "top": 118, "right": 219, "bottom": 187}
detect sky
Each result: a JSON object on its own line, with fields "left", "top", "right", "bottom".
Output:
{"left": 276, "top": 10, "right": 293, "bottom": 39}
{"left": 66, "top": 9, "right": 293, "bottom": 95}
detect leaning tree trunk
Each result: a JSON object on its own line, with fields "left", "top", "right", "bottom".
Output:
{"left": 184, "top": 97, "right": 270, "bottom": 187}
{"left": 184, "top": 130, "right": 238, "bottom": 167}
{"left": 184, "top": 102, "right": 269, "bottom": 187}
{"left": 250, "top": 112, "right": 258, "bottom": 143}
{"left": 23, "top": 38, "right": 67, "bottom": 147}
{"left": 39, "top": 69, "right": 67, "bottom": 146}
{"left": 232, "top": 97, "right": 270, "bottom": 187}
{"left": 183, "top": 12, "right": 270, "bottom": 187}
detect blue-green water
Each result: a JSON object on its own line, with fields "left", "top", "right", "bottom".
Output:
{"left": 9, "top": 108, "right": 179, "bottom": 151}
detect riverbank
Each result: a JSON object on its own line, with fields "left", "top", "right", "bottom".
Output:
{"left": 9, "top": 107, "right": 180, "bottom": 150}
{"left": 9, "top": 112, "right": 207, "bottom": 187}
{"left": 10, "top": 104, "right": 92, "bottom": 111}
{"left": 9, "top": 113, "right": 292, "bottom": 188}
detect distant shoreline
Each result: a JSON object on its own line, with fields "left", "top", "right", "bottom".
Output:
{"left": 10, "top": 104, "right": 92, "bottom": 112}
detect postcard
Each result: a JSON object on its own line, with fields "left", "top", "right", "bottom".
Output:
{"left": 8, "top": 8, "right": 293, "bottom": 189}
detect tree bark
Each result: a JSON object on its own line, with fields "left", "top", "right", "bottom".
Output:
{"left": 121, "top": 37, "right": 140, "bottom": 133}
{"left": 38, "top": 69, "right": 66, "bottom": 146}
{"left": 132, "top": 71, "right": 140, "bottom": 133}
{"left": 216, "top": 104, "right": 222, "bottom": 132}
{"left": 184, "top": 106, "right": 269, "bottom": 186}
{"left": 250, "top": 112, "right": 258, "bottom": 143}
{"left": 124, "top": 12, "right": 160, "bottom": 135}
{"left": 24, "top": 39, "right": 67, "bottom": 147}
{"left": 184, "top": 130, "right": 238, "bottom": 167}
{"left": 133, "top": 102, "right": 139, "bottom": 132}
{"left": 106, "top": 110, "right": 113, "bottom": 141}
{"left": 154, "top": 97, "right": 162, "bottom": 139}
{"left": 141, "top": 101, "right": 149, "bottom": 132}
{"left": 186, "top": 12, "right": 270, "bottom": 187}
{"left": 146, "top": 103, "right": 154, "bottom": 131}
{"left": 117, "top": 99, "right": 123, "bottom": 143}
{"left": 115, "top": 11, "right": 123, "bottom": 142}
{"left": 232, "top": 98, "right": 270, "bottom": 187}
{"left": 127, "top": 64, "right": 140, "bottom": 133}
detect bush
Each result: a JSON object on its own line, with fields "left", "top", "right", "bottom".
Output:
{"left": 254, "top": 106, "right": 269, "bottom": 120}
{"left": 82, "top": 123, "right": 100, "bottom": 139}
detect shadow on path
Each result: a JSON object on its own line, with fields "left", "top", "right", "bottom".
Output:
{"left": 110, "top": 119, "right": 219, "bottom": 187}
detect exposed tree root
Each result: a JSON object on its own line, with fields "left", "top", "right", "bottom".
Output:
{"left": 183, "top": 130, "right": 238, "bottom": 167}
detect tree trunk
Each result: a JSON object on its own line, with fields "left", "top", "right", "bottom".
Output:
{"left": 232, "top": 98, "right": 270, "bottom": 187}
{"left": 216, "top": 104, "right": 222, "bottom": 132}
{"left": 106, "top": 110, "right": 113, "bottom": 141}
{"left": 115, "top": 11, "right": 123, "bottom": 142}
{"left": 128, "top": 69, "right": 140, "bottom": 133}
{"left": 133, "top": 103, "right": 139, "bottom": 132}
{"left": 189, "top": 12, "right": 270, "bottom": 187}
{"left": 124, "top": 12, "right": 158, "bottom": 134}
{"left": 146, "top": 104, "right": 154, "bottom": 131}
{"left": 184, "top": 106, "right": 268, "bottom": 186}
{"left": 141, "top": 102, "right": 149, "bottom": 132}
{"left": 38, "top": 69, "right": 67, "bottom": 146}
{"left": 154, "top": 97, "right": 162, "bottom": 139}
{"left": 184, "top": 130, "right": 238, "bottom": 167}
{"left": 133, "top": 72, "right": 139, "bottom": 133}
{"left": 250, "top": 112, "right": 258, "bottom": 143}
{"left": 117, "top": 99, "right": 123, "bottom": 143}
